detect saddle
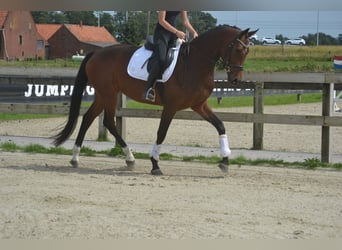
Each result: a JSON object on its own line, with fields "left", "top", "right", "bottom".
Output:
{"left": 127, "top": 37, "right": 182, "bottom": 83}
{"left": 144, "top": 35, "right": 176, "bottom": 73}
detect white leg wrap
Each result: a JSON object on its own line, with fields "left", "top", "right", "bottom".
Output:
{"left": 122, "top": 146, "right": 135, "bottom": 162}
{"left": 150, "top": 144, "right": 161, "bottom": 161}
{"left": 71, "top": 145, "right": 81, "bottom": 162}
{"left": 219, "top": 134, "right": 231, "bottom": 157}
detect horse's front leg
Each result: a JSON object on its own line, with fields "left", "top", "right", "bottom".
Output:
{"left": 192, "top": 102, "right": 231, "bottom": 173}
{"left": 217, "top": 134, "right": 230, "bottom": 172}
{"left": 150, "top": 109, "right": 176, "bottom": 175}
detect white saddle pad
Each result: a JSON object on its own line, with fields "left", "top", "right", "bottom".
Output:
{"left": 127, "top": 42, "right": 181, "bottom": 83}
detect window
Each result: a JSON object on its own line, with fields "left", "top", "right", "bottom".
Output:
{"left": 37, "top": 40, "right": 44, "bottom": 50}
{"left": 19, "top": 35, "right": 23, "bottom": 45}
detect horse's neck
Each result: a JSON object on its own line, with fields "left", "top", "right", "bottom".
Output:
{"left": 191, "top": 26, "right": 238, "bottom": 63}
{"left": 189, "top": 37, "right": 221, "bottom": 67}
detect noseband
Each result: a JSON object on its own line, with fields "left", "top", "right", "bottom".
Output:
{"left": 223, "top": 38, "right": 249, "bottom": 74}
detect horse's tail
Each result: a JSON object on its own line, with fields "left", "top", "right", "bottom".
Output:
{"left": 52, "top": 51, "right": 94, "bottom": 146}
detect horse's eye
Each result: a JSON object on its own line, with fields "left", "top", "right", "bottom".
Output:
{"left": 235, "top": 47, "right": 244, "bottom": 54}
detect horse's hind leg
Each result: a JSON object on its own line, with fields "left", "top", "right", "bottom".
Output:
{"left": 71, "top": 99, "right": 103, "bottom": 167}
{"left": 102, "top": 96, "right": 135, "bottom": 168}
{"left": 192, "top": 102, "right": 231, "bottom": 173}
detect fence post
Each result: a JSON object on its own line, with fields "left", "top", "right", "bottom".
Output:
{"left": 253, "top": 81, "right": 264, "bottom": 150}
{"left": 115, "top": 92, "right": 126, "bottom": 147}
{"left": 321, "top": 83, "right": 333, "bottom": 163}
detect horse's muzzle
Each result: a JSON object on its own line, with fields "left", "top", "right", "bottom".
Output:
{"left": 227, "top": 70, "right": 243, "bottom": 83}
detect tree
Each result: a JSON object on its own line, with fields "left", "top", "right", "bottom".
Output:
{"left": 302, "top": 32, "right": 339, "bottom": 46}
{"left": 187, "top": 11, "right": 217, "bottom": 36}
{"left": 31, "top": 11, "right": 50, "bottom": 23}
{"left": 123, "top": 12, "right": 148, "bottom": 45}
{"left": 99, "top": 12, "right": 115, "bottom": 34}
{"left": 31, "top": 11, "right": 218, "bottom": 45}
{"left": 32, "top": 11, "right": 95, "bottom": 25}
{"left": 50, "top": 12, "right": 68, "bottom": 24}
{"left": 62, "top": 11, "right": 97, "bottom": 25}
{"left": 275, "top": 34, "right": 288, "bottom": 43}
{"left": 31, "top": 11, "right": 67, "bottom": 24}
{"left": 113, "top": 11, "right": 146, "bottom": 45}
{"left": 113, "top": 11, "right": 217, "bottom": 45}
{"left": 338, "top": 34, "right": 342, "bottom": 45}
{"left": 112, "top": 11, "right": 128, "bottom": 42}
{"left": 113, "top": 11, "right": 159, "bottom": 45}
{"left": 319, "top": 33, "right": 339, "bottom": 45}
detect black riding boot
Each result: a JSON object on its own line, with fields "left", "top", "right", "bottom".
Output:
{"left": 144, "top": 66, "right": 161, "bottom": 102}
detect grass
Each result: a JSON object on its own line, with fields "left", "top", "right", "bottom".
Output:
{"left": 0, "top": 58, "right": 81, "bottom": 68}
{"left": 1, "top": 45, "right": 341, "bottom": 72}
{"left": 125, "top": 92, "right": 322, "bottom": 110}
{"left": 229, "top": 45, "right": 342, "bottom": 72}
{"left": 248, "top": 45, "right": 342, "bottom": 61}
{"left": 244, "top": 59, "right": 333, "bottom": 72}
{"left": 243, "top": 45, "right": 342, "bottom": 72}
{"left": 0, "top": 113, "right": 62, "bottom": 121}
{"left": 1, "top": 142, "right": 341, "bottom": 170}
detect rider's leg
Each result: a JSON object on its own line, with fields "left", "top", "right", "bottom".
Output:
{"left": 144, "top": 36, "right": 168, "bottom": 101}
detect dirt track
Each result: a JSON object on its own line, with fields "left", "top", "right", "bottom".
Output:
{"left": 1, "top": 151, "right": 341, "bottom": 239}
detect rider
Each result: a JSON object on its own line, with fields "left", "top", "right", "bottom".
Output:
{"left": 144, "top": 11, "right": 198, "bottom": 101}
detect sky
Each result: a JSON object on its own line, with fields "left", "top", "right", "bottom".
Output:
{"left": 207, "top": 11, "right": 342, "bottom": 39}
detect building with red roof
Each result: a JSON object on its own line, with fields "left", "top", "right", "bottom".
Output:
{"left": 0, "top": 10, "right": 44, "bottom": 60}
{"left": 1, "top": 11, "right": 118, "bottom": 60}
{"left": 47, "top": 22, "right": 117, "bottom": 59}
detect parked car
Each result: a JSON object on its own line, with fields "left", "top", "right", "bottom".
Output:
{"left": 250, "top": 34, "right": 258, "bottom": 42}
{"left": 261, "top": 37, "right": 281, "bottom": 45}
{"left": 284, "top": 38, "right": 306, "bottom": 45}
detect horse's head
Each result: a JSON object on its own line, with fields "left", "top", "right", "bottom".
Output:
{"left": 222, "top": 28, "right": 258, "bottom": 82}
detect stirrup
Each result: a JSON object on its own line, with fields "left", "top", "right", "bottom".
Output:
{"left": 145, "top": 87, "right": 155, "bottom": 102}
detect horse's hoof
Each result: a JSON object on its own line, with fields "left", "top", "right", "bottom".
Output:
{"left": 218, "top": 157, "right": 229, "bottom": 173}
{"left": 151, "top": 168, "right": 163, "bottom": 176}
{"left": 70, "top": 160, "right": 79, "bottom": 168}
{"left": 126, "top": 160, "right": 135, "bottom": 170}
{"left": 218, "top": 163, "right": 228, "bottom": 173}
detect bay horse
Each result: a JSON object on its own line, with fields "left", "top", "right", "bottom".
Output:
{"left": 53, "top": 25, "right": 257, "bottom": 175}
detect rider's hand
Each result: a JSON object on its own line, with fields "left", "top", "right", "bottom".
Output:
{"left": 175, "top": 30, "right": 186, "bottom": 40}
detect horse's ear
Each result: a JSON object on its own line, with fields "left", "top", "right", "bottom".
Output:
{"left": 248, "top": 28, "right": 259, "bottom": 38}
{"left": 239, "top": 28, "right": 250, "bottom": 39}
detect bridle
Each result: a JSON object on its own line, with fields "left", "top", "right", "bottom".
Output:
{"left": 187, "top": 32, "right": 250, "bottom": 77}
{"left": 223, "top": 37, "right": 250, "bottom": 74}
